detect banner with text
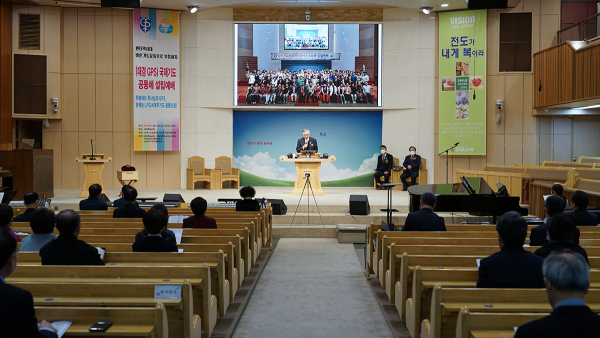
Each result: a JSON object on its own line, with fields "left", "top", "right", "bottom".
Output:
{"left": 133, "top": 9, "right": 180, "bottom": 151}
{"left": 439, "top": 10, "right": 486, "bottom": 155}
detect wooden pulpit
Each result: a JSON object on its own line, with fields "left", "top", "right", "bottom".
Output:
{"left": 280, "top": 154, "right": 336, "bottom": 195}
{"left": 76, "top": 154, "right": 112, "bottom": 198}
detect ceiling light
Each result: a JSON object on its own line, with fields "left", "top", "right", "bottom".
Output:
{"left": 187, "top": 6, "right": 198, "bottom": 13}
{"left": 574, "top": 104, "right": 600, "bottom": 110}
{"left": 420, "top": 7, "right": 433, "bottom": 14}
{"left": 441, "top": 4, "right": 449, "bottom": 7}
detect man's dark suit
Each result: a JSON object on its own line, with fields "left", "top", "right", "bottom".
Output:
{"left": 296, "top": 137, "right": 318, "bottom": 153}
{"left": 79, "top": 196, "right": 108, "bottom": 211}
{"left": 12, "top": 208, "right": 36, "bottom": 223}
{"left": 374, "top": 153, "right": 394, "bottom": 184}
{"left": 183, "top": 215, "right": 217, "bottom": 229}
{"left": 0, "top": 281, "right": 58, "bottom": 338}
{"left": 113, "top": 198, "right": 139, "bottom": 208}
{"left": 530, "top": 223, "right": 580, "bottom": 246}
{"left": 566, "top": 208, "right": 599, "bottom": 226}
{"left": 132, "top": 235, "right": 178, "bottom": 252}
{"left": 135, "top": 228, "right": 177, "bottom": 244}
{"left": 515, "top": 305, "right": 600, "bottom": 338}
{"left": 401, "top": 154, "right": 421, "bottom": 188}
{"left": 113, "top": 203, "right": 147, "bottom": 218}
{"left": 534, "top": 240, "right": 589, "bottom": 266}
{"left": 39, "top": 234, "right": 105, "bottom": 265}
{"left": 402, "top": 208, "right": 446, "bottom": 231}
{"left": 476, "top": 247, "right": 544, "bottom": 288}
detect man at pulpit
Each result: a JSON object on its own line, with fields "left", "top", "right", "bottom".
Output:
{"left": 296, "top": 129, "right": 318, "bottom": 153}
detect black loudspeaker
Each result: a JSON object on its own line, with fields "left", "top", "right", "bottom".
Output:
{"left": 163, "top": 194, "right": 185, "bottom": 203}
{"left": 466, "top": 0, "right": 508, "bottom": 9}
{"left": 349, "top": 195, "right": 370, "bottom": 215}
{"left": 100, "top": 193, "right": 110, "bottom": 203}
{"left": 101, "top": 0, "right": 141, "bottom": 8}
{"left": 270, "top": 199, "right": 287, "bottom": 215}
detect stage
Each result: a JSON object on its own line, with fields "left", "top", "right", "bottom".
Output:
{"left": 8, "top": 187, "right": 514, "bottom": 238}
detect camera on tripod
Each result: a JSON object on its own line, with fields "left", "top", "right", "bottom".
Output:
{"left": 305, "top": 173, "right": 310, "bottom": 178}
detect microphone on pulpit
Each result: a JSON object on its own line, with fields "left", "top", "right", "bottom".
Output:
{"left": 90, "top": 139, "right": 96, "bottom": 160}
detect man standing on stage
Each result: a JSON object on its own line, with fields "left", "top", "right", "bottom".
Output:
{"left": 374, "top": 145, "right": 393, "bottom": 190}
{"left": 401, "top": 146, "right": 421, "bottom": 191}
{"left": 296, "top": 129, "right": 318, "bottom": 153}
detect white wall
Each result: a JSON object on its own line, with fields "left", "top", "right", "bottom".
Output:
{"left": 331, "top": 24, "right": 360, "bottom": 71}
{"left": 180, "top": 8, "right": 235, "bottom": 188}
{"left": 254, "top": 24, "right": 281, "bottom": 71}
{"left": 382, "top": 9, "right": 436, "bottom": 183}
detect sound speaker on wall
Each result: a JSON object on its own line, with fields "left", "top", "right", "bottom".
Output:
{"left": 270, "top": 199, "right": 287, "bottom": 215}
{"left": 101, "top": 0, "right": 142, "bottom": 8}
{"left": 466, "top": 0, "right": 508, "bottom": 9}
{"left": 163, "top": 194, "right": 185, "bottom": 203}
{"left": 349, "top": 195, "right": 370, "bottom": 215}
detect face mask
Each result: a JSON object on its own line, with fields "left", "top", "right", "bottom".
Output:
{"left": 410, "top": 151, "right": 416, "bottom": 156}
{"left": 381, "top": 150, "right": 386, "bottom": 154}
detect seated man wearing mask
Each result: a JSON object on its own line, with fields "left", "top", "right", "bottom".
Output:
{"left": 400, "top": 146, "right": 421, "bottom": 191}
{"left": 374, "top": 145, "right": 393, "bottom": 190}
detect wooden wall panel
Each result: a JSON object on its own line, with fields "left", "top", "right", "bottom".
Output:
{"left": 95, "top": 131, "right": 115, "bottom": 190}
{"left": 112, "top": 74, "right": 130, "bottom": 131}
{"left": 61, "top": 73, "right": 79, "bottom": 131}
{"left": 505, "top": 75, "right": 524, "bottom": 134}
{"left": 533, "top": 43, "right": 575, "bottom": 108}
{"left": 43, "top": 131, "right": 62, "bottom": 188}
{"left": 77, "top": 9, "right": 95, "bottom": 74}
{"left": 486, "top": 75, "right": 505, "bottom": 135}
{"left": 487, "top": 134, "right": 505, "bottom": 165}
{"left": 0, "top": 0, "right": 11, "bottom": 144}
{"left": 575, "top": 45, "right": 600, "bottom": 100}
{"left": 44, "top": 9, "right": 61, "bottom": 73}
{"left": 95, "top": 13, "right": 112, "bottom": 74}
{"left": 522, "top": 73, "right": 536, "bottom": 134}
{"left": 146, "top": 152, "right": 164, "bottom": 189}
{"left": 112, "top": 132, "right": 131, "bottom": 175}
{"left": 504, "top": 135, "right": 524, "bottom": 166}
{"left": 78, "top": 74, "right": 95, "bottom": 131}
{"left": 163, "top": 152, "right": 181, "bottom": 188}
{"left": 130, "top": 151, "right": 147, "bottom": 189}
{"left": 95, "top": 74, "right": 113, "bottom": 131}
{"left": 61, "top": 131, "right": 79, "bottom": 189}
{"left": 469, "top": 156, "right": 487, "bottom": 171}
{"left": 62, "top": 9, "right": 78, "bottom": 74}
{"left": 112, "top": 15, "right": 130, "bottom": 75}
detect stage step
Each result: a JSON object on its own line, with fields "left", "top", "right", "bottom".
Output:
{"left": 282, "top": 204, "right": 410, "bottom": 214}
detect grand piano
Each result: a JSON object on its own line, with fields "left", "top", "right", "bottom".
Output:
{"left": 407, "top": 177, "right": 527, "bottom": 222}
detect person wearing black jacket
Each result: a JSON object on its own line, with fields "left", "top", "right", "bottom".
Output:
{"left": 79, "top": 184, "right": 108, "bottom": 211}
{"left": 566, "top": 190, "right": 599, "bottom": 226}
{"left": 400, "top": 146, "right": 421, "bottom": 191}
{"left": 531, "top": 196, "right": 580, "bottom": 246}
{"left": 132, "top": 209, "right": 178, "bottom": 252}
{"left": 402, "top": 192, "right": 446, "bottom": 231}
{"left": 515, "top": 251, "right": 600, "bottom": 338}
{"left": 477, "top": 211, "right": 544, "bottom": 288}
{"left": 0, "top": 227, "right": 58, "bottom": 338}
{"left": 135, "top": 204, "right": 176, "bottom": 244}
{"left": 374, "top": 145, "right": 394, "bottom": 189}
{"left": 296, "top": 129, "right": 318, "bottom": 153}
{"left": 39, "top": 210, "right": 105, "bottom": 266}
{"left": 113, "top": 187, "right": 146, "bottom": 219}
{"left": 534, "top": 214, "right": 589, "bottom": 266}
{"left": 12, "top": 191, "right": 39, "bottom": 223}
{"left": 236, "top": 186, "right": 261, "bottom": 212}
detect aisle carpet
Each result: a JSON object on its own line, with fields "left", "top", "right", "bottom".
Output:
{"left": 232, "top": 238, "right": 394, "bottom": 338}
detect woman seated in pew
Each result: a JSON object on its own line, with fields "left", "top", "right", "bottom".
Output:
{"left": 551, "top": 183, "right": 566, "bottom": 200}
{"left": 534, "top": 214, "right": 589, "bottom": 266}
{"left": 19, "top": 209, "right": 57, "bottom": 252}
{"left": 183, "top": 197, "right": 217, "bottom": 229}
{"left": 0, "top": 204, "right": 21, "bottom": 243}
{"left": 236, "top": 186, "right": 261, "bottom": 212}
{"left": 135, "top": 204, "right": 176, "bottom": 244}
{"left": 132, "top": 209, "right": 178, "bottom": 252}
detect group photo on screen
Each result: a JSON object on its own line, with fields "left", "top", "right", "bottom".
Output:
{"left": 236, "top": 23, "right": 381, "bottom": 107}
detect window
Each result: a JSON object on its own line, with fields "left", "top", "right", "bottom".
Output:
{"left": 499, "top": 12, "right": 532, "bottom": 72}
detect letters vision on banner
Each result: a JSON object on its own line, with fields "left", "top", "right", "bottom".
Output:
{"left": 438, "top": 10, "right": 486, "bottom": 156}
{"left": 133, "top": 9, "right": 180, "bottom": 151}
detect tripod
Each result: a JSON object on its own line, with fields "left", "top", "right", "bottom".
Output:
{"left": 290, "top": 173, "right": 325, "bottom": 227}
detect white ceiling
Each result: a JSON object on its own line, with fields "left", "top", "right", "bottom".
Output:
{"left": 35, "top": 0, "right": 512, "bottom": 12}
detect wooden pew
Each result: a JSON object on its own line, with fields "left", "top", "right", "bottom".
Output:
{"left": 542, "top": 160, "right": 596, "bottom": 169}
{"left": 404, "top": 267, "right": 600, "bottom": 338}
{"left": 35, "top": 304, "right": 169, "bottom": 338}
{"left": 455, "top": 309, "right": 545, "bottom": 338}
{"left": 14, "top": 280, "right": 202, "bottom": 338}
{"left": 422, "top": 285, "right": 600, "bottom": 338}
{"left": 579, "top": 156, "right": 600, "bottom": 164}
{"left": 18, "top": 250, "right": 238, "bottom": 305}
{"left": 7, "top": 264, "right": 218, "bottom": 336}
{"left": 455, "top": 165, "right": 526, "bottom": 199}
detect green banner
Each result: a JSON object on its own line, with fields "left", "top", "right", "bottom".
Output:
{"left": 439, "top": 10, "right": 486, "bottom": 155}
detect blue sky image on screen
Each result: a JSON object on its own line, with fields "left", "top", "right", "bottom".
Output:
{"left": 233, "top": 110, "right": 382, "bottom": 185}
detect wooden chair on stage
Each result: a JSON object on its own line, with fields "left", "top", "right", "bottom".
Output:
{"left": 215, "top": 156, "right": 240, "bottom": 189}
{"left": 186, "top": 156, "right": 221, "bottom": 190}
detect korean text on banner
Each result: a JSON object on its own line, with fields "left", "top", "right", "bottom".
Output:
{"left": 438, "top": 10, "right": 486, "bottom": 156}
{"left": 133, "top": 8, "right": 180, "bottom": 151}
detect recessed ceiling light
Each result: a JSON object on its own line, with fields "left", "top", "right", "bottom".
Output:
{"left": 187, "top": 6, "right": 198, "bottom": 13}
{"left": 441, "top": 4, "right": 449, "bottom": 7}
{"left": 419, "top": 7, "right": 433, "bottom": 14}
